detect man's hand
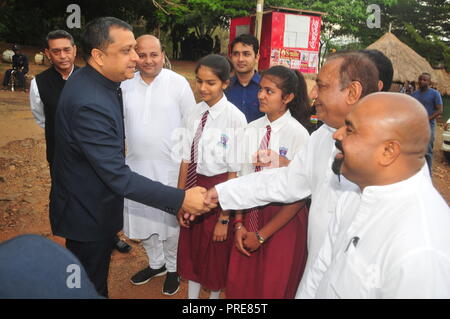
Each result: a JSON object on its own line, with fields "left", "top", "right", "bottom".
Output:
{"left": 181, "top": 186, "right": 210, "bottom": 215}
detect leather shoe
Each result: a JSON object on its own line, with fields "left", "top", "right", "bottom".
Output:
{"left": 114, "top": 235, "right": 131, "bottom": 253}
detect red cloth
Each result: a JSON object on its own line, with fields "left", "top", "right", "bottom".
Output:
{"left": 177, "top": 173, "right": 233, "bottom": 291}
{"left": 226, "top": 203, "right": 308, "bottom": 299}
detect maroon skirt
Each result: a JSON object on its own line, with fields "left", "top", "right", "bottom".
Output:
{"left": 177, "top": 173, "right": 233, "bottom": 291}
{"left": 225, "top": 203, "right": 308, "bottom": 299}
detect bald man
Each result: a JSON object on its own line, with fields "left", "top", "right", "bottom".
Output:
{"left": 298, "top": 93, "right": 450, "bottom": 298}
{"left": 121, "top": 34, "right": 196, "bottom": 295}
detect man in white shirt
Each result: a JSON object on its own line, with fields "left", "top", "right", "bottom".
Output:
{"left": 201, "top": 52, "right": 380, "bottom": 295}
{"left": 30, "top": 30, "right": 78, "bottom": 170}
{"left": 121, "top": 35, "right": 196, "bottom": 295}
{"left": 298, "top": 92, "right": 450, "bottom": 298}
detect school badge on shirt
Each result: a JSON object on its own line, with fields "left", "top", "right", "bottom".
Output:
{"left": 279, "top": 146, "right": 288, "bottom": 157}
{"left": 218, "top": 133, "right": 229, "bottom": 149}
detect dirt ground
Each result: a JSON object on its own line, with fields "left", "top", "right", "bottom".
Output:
{"left": 0, "top": 43, "right": 449, "bottom": 299}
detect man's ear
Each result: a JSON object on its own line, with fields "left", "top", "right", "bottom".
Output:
{"left": 379, "top": 140, "right": 401, "bottom": 166}
{"left": 377, "top": 80, "right": 383, "bottom": 91}
{"left": 44, "top": 48, "right": 52, "bottom": 63}
{"left": 73, "top": 45, "right": 77, "bottom": 58}
{"left": 346, "top": 81, "right": 363, "bottom": 105}
{"left": 91, "top": 48, "right": 104, "bottom": 67}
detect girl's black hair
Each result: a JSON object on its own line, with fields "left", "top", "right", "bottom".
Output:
{"left": 195, "top": 54, "right": 231, "bottom": 82}
{"left": 261, "top": 65, "right": 313, "bottom": 132}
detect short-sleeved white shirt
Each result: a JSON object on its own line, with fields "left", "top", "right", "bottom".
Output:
{"left": 181, "top": 95, "right": 247, "bottom": 176}
{"left": 240, "top": 110, "right": 310, "bottom": 176}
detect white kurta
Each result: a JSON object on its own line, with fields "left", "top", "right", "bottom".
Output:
{"left": 122, "top": 69, "right": 196, "bottom": 240}
{"left": 240, "top": 109, "right": 310, "bottom": 176}
{"left": 215, "top": 124, "right": 359, "bottom": 287}
{"left": 181, "top": 95, "right": 247, "bottom": 176}
{"left": 298, "top": 165, "right": 450, "bottom": 299}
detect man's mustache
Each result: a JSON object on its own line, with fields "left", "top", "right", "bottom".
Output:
{"left": 332, "top": 140, "right": 344, "bottom": 178}
{"left": 335, "top": 139, "right": 344, "bottom": 153}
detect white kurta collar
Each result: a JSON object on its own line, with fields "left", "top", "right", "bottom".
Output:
{"left": 361, "top": 164, "right": 428, "bottom": 199}
{"left": 137, "top": 68, "right": 166, "bottom": 87}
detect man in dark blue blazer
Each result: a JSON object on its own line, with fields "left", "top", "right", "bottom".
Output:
{"left": 50, "top": 17, "right": 212, "bottom": 298}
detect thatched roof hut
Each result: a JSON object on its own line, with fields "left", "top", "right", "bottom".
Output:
{"left": 434, "top": 68, "right": 450, "bottom": 96}
{"left": 367, "top": 32, "right": 437, "bottom": 84}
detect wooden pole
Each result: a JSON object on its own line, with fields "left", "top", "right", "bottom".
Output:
{"left": 255, "top": 0, "right": 264, "bottom": 70}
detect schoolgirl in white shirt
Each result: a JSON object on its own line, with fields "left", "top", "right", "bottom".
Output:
{"left": 177, "top": 54, "right": 247, "bottom": 299}
{"left": 226, "top": 65, "right": 311, "bottom": 299}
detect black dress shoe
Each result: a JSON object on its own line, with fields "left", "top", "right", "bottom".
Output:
{"left": 114, "top": 235, "right": 132, "bottom": 253}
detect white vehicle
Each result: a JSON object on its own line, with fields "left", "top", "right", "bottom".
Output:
{"left": 442, "top": 118, "right": 450, "bottom": 162}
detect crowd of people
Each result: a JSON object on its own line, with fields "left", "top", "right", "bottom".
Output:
{"left": 0, "top": 16, "right": 449, "bottom": 299}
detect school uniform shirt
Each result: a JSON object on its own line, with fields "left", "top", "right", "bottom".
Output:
{"left": 240, "top": 110, "right": 310, "bottom": 176}
{"left": 181, "top": 95, "right": 247, "bottom": 176}
{"left": 121, "top": 69, "right": 196, "bottom": 240}
{"left": 215, "top": 124, "right": 359, "bottom": 288}
{"left": 298, "top": 164, "right": 450, "bottom": 299}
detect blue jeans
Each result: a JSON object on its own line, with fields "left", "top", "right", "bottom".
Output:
{"left": 425, "top": 125, "right": 435, "bottom": 175}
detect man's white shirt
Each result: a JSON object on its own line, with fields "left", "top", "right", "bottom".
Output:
{"left": 215, "top": 124, "right": 359, "bottom": 291}
{"left": 121, "top": 69, "right": 196, "bottom": 240}
{"left": 298, "top": 164, "right": 450, "bottom": 298}
{"left": 29, "top": 65, "right": 75, "bottom": 128}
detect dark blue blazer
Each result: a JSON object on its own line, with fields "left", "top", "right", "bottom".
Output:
{"left": 50, "top": 64, "right": 185, "bottom": 241}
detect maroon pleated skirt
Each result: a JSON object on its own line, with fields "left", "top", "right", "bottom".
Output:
{"left": 225, "top": 203, "right": 308, "bottom": 299}
{"left": 177, "top": 173, "right": 233, "bottom": 291}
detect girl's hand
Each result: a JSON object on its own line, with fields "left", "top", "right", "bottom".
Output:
{"left": 253, "top": 149, "right": 290, "bottom": 169}
{"left": 213, "top": 221, "right": 228, "bottom": 242}
{"left": 243, "top": 232, "right": 262, "bottom": 252}
{"left": 177, "top": 209, "right": 190, "bottom": 228}
{"left": 234, "top": 225, "right": 251, "bottom": 257}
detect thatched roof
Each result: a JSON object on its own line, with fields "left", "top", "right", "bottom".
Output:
{"left": 434, "top": 69, "right": 450, "bottom": 96}
{"left": 367, "top": 32, "right": 437, "bottom": 84}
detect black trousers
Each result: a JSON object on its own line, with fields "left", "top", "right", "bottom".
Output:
{"left": 66, "top": 236, "right": 115, "bottom": 298}
{"left": 3, "top": 69, "right": 25, "bottom": 87}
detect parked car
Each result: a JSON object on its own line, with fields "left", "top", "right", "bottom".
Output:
{"left": 442, "top": 118, "right": 450, "bottom": 162}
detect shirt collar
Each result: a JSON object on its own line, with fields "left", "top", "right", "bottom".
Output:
{"left": 361, "top": 164, "right": 429, "bottom": 198}
{"left": 261, "top": 109, "right": 292, "bottom": 134}
{"left": 85, "top": 63, "right": 121, "bottom": 90}
{"left": 51, "top": 64, "right": 76, "bottom": 80}
{"left": 137, "top": 68, "right": 165, "bottom": 87}
{"left": 198, "top": 94, "right": 228, "bottom": 120}
{"left": 230, "top": 71, "right": 260, "bottom": 87}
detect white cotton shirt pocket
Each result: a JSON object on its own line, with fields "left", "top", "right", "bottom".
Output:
{"left": 319, "top": 246, "right": 379, "bottom": 299}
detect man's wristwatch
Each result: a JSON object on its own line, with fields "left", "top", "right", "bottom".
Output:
{"left": 255, "top": 231, "right": 265, "bottom": 244}
{"left": 219, "top": 219, "right": 230, "bottom": 225}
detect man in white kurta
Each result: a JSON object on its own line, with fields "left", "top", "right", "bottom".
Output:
{"left": 121, "top": 35, "right": 196, "bottom": 295}
{"left": 203, "top": 52, "right": 380, "bottom": 295}
{"left": 298, "top": 93, "right": 450, "bottom": 298}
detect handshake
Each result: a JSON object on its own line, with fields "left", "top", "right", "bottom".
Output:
{"left": 180, "top": 186, "right": 219, "bottom": 223}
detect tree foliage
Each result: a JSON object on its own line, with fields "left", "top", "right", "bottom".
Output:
{"left": 0, "top": 0, "right": 447, "bottom": 67}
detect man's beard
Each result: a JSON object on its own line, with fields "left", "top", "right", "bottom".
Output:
{"left": 332, "top": 140, "right": 344, "bottom": 179}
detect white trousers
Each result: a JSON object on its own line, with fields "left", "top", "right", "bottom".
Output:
{"left": 142, "top": 232, "right": 179, "bottom": 272}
